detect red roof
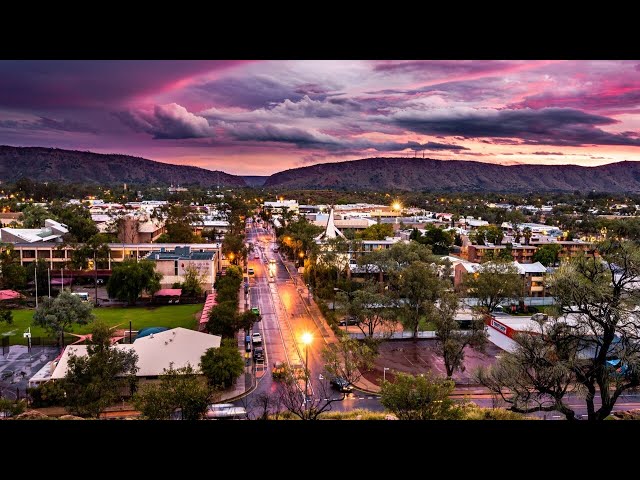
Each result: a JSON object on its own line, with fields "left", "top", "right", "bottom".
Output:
{"left": 0, "top": 290, "right": 21, "bottom": 301}
{"left": 199, "top": 292, "right": 218, "bottom": 329}
{"left": 154, "top": 289, "right": 182, "bottom": 297}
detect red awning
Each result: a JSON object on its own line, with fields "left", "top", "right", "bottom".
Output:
{"left": 154, "top": 288, "right": 182, "bottom": 297}
{"left": 0, "top": 290, "right": 21, "bottom": 301}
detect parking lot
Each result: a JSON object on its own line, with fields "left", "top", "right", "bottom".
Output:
{"left": 0, "top": 345, "right": 59, "bottom": 399}
{"left": 361, "top": 339, "right": 502, "bottom": 386}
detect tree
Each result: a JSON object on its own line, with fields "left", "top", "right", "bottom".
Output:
{"left": 160, "top": 204, "right": 200, "bottom": 243}
{"left": 275, "top": 335, "right": 378, "bottom": 420}
{"left": 33, "top": 290, "right": 94, "bottom": 345}
{"left": 133, "top": 363, "right": 213, "bottom": 420}
{"left": 107, "top": 260, "right": 162, "bottom": 305}
{"left": 206, "top": 301, "right": 239, "bottom": 338}
{"left": 339, "top": 282, "right": 395, "bottom": 337}
{"left": 322, "top": 336, "right": 377, "bottom": 390}
{"left": 395, "top": 261, "right": 443, "bottom": 337}
{"left": 180, "top": 264, "right": 204, "bottom": 297}
{"left": 478, "top": 241, "right": 640, "bottom": 421}
{"left": 25, "top": 259, "right": 49, "bottom": 297}
{"left": 200, "top": 338, "right": 245, "bottom": 389}
{"left": 522, "top": 227, "right": 533, "bottom": 246}
{"left": 471, "top": 225, "right": 504, "bottom": 246}
{"left": 0, "top": 256, "right": 27, "bottom": 290}
{"left": 63, "top": 321, "right": 139, "bottom": 418}
{"left": 463, "top": 260, "right": 522, "bottom": 313}
{"left": 222, "top": 233, "right": 246, "bottom": 265}
{"left": 416, "top": 226, "right": 454, "bottom": 255}
{"left": 533, "top": 243, "right": 562, "bottom": 267}
{"left": 20, "top": 204, "right": 50, "bottom": 228}
{"left": 380, "top": 372, "right": 462, "bottom": 420}
{"left": 0, "top": 308, "right": 12, "bottom": 324}
{"left": 356, "top": 223, "right": 394, "bottom": 240}
{"left": 427, "top": 291, "right": 487, "bottom": 377}
{"left": 50, "top": 204, "right": 99, "bottom": 242}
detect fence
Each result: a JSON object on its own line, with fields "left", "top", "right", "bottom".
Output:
{"left": 348, "top": 331, "right": 438, "bottom": 340}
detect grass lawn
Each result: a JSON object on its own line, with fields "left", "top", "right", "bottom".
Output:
{"left": 0, "top": 304, "right": 203, "bottom": 345}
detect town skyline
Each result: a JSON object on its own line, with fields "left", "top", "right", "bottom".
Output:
{"left": 1, "top": 60, "right": 639, "bottom": 175}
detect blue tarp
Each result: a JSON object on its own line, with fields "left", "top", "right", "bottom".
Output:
{"left": 135, "top": 327, "right": 168, "bottom": 340}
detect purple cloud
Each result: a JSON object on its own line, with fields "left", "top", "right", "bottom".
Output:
{"left": 116, "top": 103, "right": 213, "bottom": 139}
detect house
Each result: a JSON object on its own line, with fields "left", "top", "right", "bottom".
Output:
{"left": 0, "top": 219, "right": 68, "bottom": 243}
{"left": 50, "top": 327, "right": 222, "bottom": 381}
{"left": 263, "top": 199, "right": 299, "bottom": 214}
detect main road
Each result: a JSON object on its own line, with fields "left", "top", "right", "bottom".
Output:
{"left": 235, "top": 220, "right": 640, "bottom": 420}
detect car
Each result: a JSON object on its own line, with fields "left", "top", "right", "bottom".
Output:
{"left": 338, "top": 316, "right": 359, "bottom": 327}
{"left": 205, "top": 403, "right": 247, "bottom": 420}
{"left": 251, "top": 307, "right": 260, "bottom": 316}
{"left": 253, "top": 346, "right": 264, "bottom": 361}
{"left": 254, "top": 253, "right": 260, "bottom": 259}
{"left": 252, "top": 332, "right": 262, "bottom": 344}
{"left": 248, "top": 268, "right": 255, "bottom": 275}
{"left": 330, "top": 377, "right": 353, "bottom": 393}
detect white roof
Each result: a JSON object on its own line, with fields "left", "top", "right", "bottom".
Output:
{"left": 514, "top": 261, "right": 547, "bottom": 274}
{"left": 51, "top": 328, "right": 221, "bottom": 379}
{"left": 0, "top": 228, "right": 61, "bottom": 243}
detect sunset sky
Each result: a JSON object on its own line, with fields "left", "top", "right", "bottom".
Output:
{"left": 1, "top": 60, "right": 639, "bottom": 176}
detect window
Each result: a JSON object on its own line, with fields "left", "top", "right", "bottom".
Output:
{"left": 174, "top": 260, "right": 179, "bottom": 276}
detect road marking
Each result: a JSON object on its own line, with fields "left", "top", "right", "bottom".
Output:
{"left": 368, "top": 396, "right": 374, "bottom": 399}
{"left": 359, "top": 397, "right": 364, "bottom": 400}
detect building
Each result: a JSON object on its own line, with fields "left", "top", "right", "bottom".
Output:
{"left": 453, "top": 260, "right": 548, "bottom": 297}
{"left": 0, "top": 212, "right": 23, "bottom": 227}
{"left": 501, "top": 222, "right": 563, "bottom": 236}
{"left": 464, "top": 244, "right": 537, "bottom": 263}
{"left": 263, "top": 199, "right": 299, "bottom": 214}
{"left": 50, "top": 327, "right": 222, "bottom": 381}
{"left": 8, "top": 242, "right": 221, "bottom": 271}
{"left": 0, "top": 219, "right": 68, "bottom": 244}
{"left": 146, "top": 246, "right": 219, "bottom": 290}
{"left": 309, "top": 213, "right": 376, "bottom": 233}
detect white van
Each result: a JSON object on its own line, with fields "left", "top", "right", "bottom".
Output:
{"left": 205, "top": 403, "right": 247, "bottom": 419}
{"left": 71, "top": 292, "right": 89, "bottom": 302}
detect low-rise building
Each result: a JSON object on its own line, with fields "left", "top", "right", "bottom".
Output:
{"left": 454, "top": 260, "right": 548, "bottom": 297}
{"left": 0, "top": 219, "right": 68, "bottom": 244}
{"left": 464, "top": 244, "right": 537, "bottom": 263}
{"left": 50, "top": 327, "right": 222, "bottom": 382}
{"left": 146, "top": 246, "right": 219, "bottom": 290}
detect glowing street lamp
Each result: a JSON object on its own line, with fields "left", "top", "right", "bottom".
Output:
{"left": 301, "top": 332, "right": 313, "bottom": 407}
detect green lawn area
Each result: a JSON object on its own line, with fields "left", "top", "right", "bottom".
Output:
{"left": 0, "top": 304, "right": 204, "bottom": 345}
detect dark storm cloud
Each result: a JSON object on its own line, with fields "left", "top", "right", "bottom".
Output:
{"left": 193, "top": 76, "right": 333, "bottom": 109}
{"left": 389, "top": 107, "right": 640, "bottom": 147}
{"left": 0, "top": 61, "right": 237, "bottom": 109}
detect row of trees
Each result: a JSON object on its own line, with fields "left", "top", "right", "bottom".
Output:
{"left": 206, "top": 265, "right": 259, "bottom": 338}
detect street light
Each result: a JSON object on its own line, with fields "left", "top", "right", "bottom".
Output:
{"left": 383, "top": 367, "right": 390, "bottom": 382}
{"left": 301, "top": 332, "right": 313, "bottom": 408}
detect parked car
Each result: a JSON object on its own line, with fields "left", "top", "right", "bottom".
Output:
{"left": 252, "top": 332, "right": 262, "bottom": 344}
{"left": 330, "top": 377, "right": 353, "bottom": 393}
{"left": 251, "top": 307, "right": 260, "bottom": 316}
{"left": 254, "top": 253, "right": 260, "bottom": 259}
{"left": 253, "top": 346, "right": 264, "bottom": 361}
{"left": 338, "top": 316, "right": 359, "bottom": 327}
{"left": 248, "top": 268, "right": 255, "bottom": 275}
{"left": 205, "top": 403, "right": 247, "bottom": 420}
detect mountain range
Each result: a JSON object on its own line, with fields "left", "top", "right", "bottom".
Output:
{"left": 2, "top": 146, "right": 640, "bottom": 192}
{"left": 0, "top": 146, "right": 245, "bottom": 187}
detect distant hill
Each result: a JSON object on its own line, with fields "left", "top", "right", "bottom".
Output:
{"left": 264, "top": 157, "right": 640, "bottom": 192}
{"left": 242, "top": 176, "right": 268, "bottom": 187}
{"left": 0, "top": 146, "right": 247, "bottom": 187}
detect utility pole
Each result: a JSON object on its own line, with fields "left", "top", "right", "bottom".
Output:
{"left": 34, "top": 266, "right": 38, "bottom": 309}
{"left": 94, "top": 250, "right": 99, "bottom": 307}
{"left": 47, "top": 268, "right": 51, "bottom": 298}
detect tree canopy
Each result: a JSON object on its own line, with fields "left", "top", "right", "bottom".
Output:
{"left": 463, "top": 260, "right": 522, "bottom": 312}
{"left": 200, "top": 338, "right": 245, "bottom": 389}
{"left": 106, "top": 260, "right": 162, "bottom": 305}
{"left": 32, "top": 290, "right": 94, "bottom": 342}
{"left": 63, "top": 321, "right": 139, "bottom": 418}
{"left": 478, "top": 240, "right": 640, "bottom": 421}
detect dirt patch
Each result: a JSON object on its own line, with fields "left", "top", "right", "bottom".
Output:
{"left": 363, "top": 339, "right": 502, "bottom": 387}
